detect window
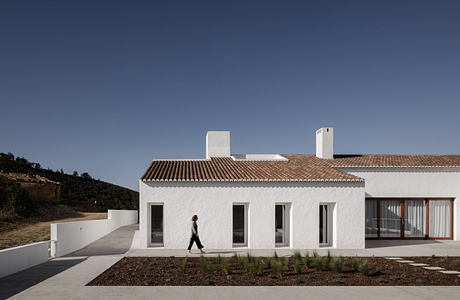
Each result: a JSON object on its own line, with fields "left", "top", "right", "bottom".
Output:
{"left": 319, "top": 204, "right": 333, "bottom": 246}
{"left": 275, "top": 204, "right": 290, "bottom": 246}
{"left": 233, "top": 204, "right": 247, "bottom": 246}
{"left": 429, "top": 200, "right": 451, "bottom": 238}
{"left": 150, "top": 205, "right": 163, "bottom": 245}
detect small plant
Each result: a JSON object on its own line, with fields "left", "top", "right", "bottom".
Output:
{"left": 455, "top": 258, "right": 460, "bottom": 268}
{"left": 181, "top": 257, "right": 188, "bottom": 274}
{"left": 304, "top": 253, "right": 314, "bottom": 268}
{"left": 203, "top": 279, "right": 214, "bottom": 285}
{"left": 200, "top": 255, "right": 214, "bottom": 275}
{"left": 274, "top": 251, "right": 279, "bottom": 260}
{"left": 375, "top": 266, "right": 384, "bottom": 275}
{"left": 232, "top": 253, "right": 238, "bottom": 261}
{"left": 331, "top": 279, "right": 343, "bottom": 284}
{"left": 281, "top": 256, "right": 289, "bottom": 268}
{"left": 332, "top": 257, "right": 344, "bottom": 273}
{"left": 294, "top": 260, "right": 302, "bottom": 274}
{"left": 336, "top": 273, "right": 346, "bottom": 279}
{"left": 358, "top": 260, "right": 370, "bottom": 277}
{"left": 312, "top": 250, "right": 319, "bottom": 258}
{"left": 351, "top": 258, "right": 361, "bottom": 272}
{"left": 325, "top": 251, "right": 332, "bottom": 269}
{"left": 293, "top": 251, "right": 302, "bottom": 262}
{"left": 390, "top": 275, "right": 400, "bottom": 281}
{"left": 314, "top": 256, "right": 324, "bottom": 271}
{"left": 401, "top": 273, "right": 408, "bottom": 279}
{"left": 217, "top": 254, "right": 222, "bottom": 265}
{"left": 144, "top": 274, "right": 152, "bottom": 278}
{"left": 268, "top": 273, "right": 277, "bottom": 279}
{"left": 293, "top": 278, "right": 303, "bottom": 284}
{"left": 221, "top": 257, "right": 232, "bottom": 275}
{"left": 432, "top": 254, "right": 436, "bottom": 258}
{"left": 272, "top": 261, "right": 284, "bottom": 278}
{"left": 416, "top": 279, "right": 424, "bottom": 284}
{"left": 376, "top": 278, "right": 386, "bottom": 284}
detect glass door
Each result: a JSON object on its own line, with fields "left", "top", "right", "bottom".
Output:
{"left": 404, "top": 200, "right": 425, "bottom": 237}
{"left": 150, "top": 205, "right": 163, "bottom": 245}
{"left": 428, "top": 200, "right": 452, "bottom": 238}
{"left": 380, "top": 200, "right": 401, "bottom": 238}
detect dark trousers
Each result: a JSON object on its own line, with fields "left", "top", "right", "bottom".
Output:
{"left": 187, "top": 234, "right": 204, "bottom": 250}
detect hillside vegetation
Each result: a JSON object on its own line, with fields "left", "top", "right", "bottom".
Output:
{"left": 0, "top": 152, "right": 138, "bottom": 221}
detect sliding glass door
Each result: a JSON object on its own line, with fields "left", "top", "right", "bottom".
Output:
{"left": 429, "top": 200, "right": 452, "bottom": 238}
{"left": 380, "top": 200, "right": 401, "bottom": 237}
{"left": 404, "top": 200, "right": 425, "bottom": 237}
{"left": 365, "top": 198, "right": 453, "bottom": 240}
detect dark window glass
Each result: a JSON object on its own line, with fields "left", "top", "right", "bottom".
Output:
{"left": 151, "top": 205, "right": 163, "bottom": 244}
{"left": 233, "top": 205, "right": 245, "bottom": 244}
{"left": 275, "top": 205, "right": 284, "bottom": 244}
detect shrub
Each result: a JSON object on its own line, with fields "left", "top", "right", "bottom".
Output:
{"left": 351, "top": 258, "right": 361, "bottom": 272}
{"left": 304, "top": 253, "right": 314, "bottom": 268}
{"left": 401, "top": 273, "right": 408, "bottom": 279}
{"left": 294, "top": 260, "right": 302, "bottom": 274}
{"left": 293, "top": 251, "right": 302, "bottom": 261}
{"left": 325, "top": 251, "right": 332, "bottom": 267}
{"left": 217, "top": 254, "right": 222, "bottom": 265}
{"left": 416, "top": 279, "right": 424, "bottom": 284}
{"left": 200, "top": 255, "right": 214, "bottom": 275}
{"left": 359, "top": 260, "right": 370, "bottom": 277}
{"left": 181, "top": 257, "right": 188, "bottom": 274}
{"left": 375, "top": 266, "right": 384, "bottom": 275}
{"left": 272, "top": 261, "right": 284, "bottom": 278}
{"left": 314, "top": 256, "right": 324, "bottom": 271}
{"left": 332, "top": 257, "right": 344, "bottom": 273}
{"left": 390, "top": 275, "right": 400, "bottom": 281}
{"left": 281, "top": 256, "right": 289, "bottom": 268}
{"left": 221, "top": 257, "right": 232, "bottom": 275}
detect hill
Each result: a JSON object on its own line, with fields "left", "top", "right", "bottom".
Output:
{"left": 0, "top": 152, "right": 138, "bottom": 221}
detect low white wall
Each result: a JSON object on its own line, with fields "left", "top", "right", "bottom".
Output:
{"left": 0, "top": 241, "right": 49, "bottom": 278}
{"left": 51, "top": 209, "right": 138, "bottom": 257}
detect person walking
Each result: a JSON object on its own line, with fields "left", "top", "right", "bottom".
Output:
{"left": 188, "top": 215, "right": 205, "bottom": 254}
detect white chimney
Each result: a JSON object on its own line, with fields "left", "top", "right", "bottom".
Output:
{"left": 316, "top": 127, "right": 334, "bottom": 159}
{"left": 206, "top": 131, "right": 230, "bottom": 159}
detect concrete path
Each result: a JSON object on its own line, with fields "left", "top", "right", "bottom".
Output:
{"left": 127, "top": 239, "right": 460, "bottom": 257}
{"left": 3, "top": 225, "right": 460, "bottom": 299}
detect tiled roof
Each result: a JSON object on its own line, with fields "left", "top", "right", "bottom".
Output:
{"left": 140, "top": 154, "right": 460, "bottom": 182}
{"left": 141, "top": 155, "right": 361, "bottom": 182}
{"left": 330, "top": 154, "right": 460, "bottom": 167}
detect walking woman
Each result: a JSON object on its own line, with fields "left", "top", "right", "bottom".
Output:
{"left": 188, "top": 215, "right": 205, "bottom": 254}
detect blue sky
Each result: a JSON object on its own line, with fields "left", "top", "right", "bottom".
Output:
{"left": 1, "top": 0, "right": 459, "bottom": 191}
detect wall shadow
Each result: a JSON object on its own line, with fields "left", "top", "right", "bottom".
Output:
{"left": 0, "top": 257, "right": 86, "bottom": 299}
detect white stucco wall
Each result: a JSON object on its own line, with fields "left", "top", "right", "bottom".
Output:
{"left": 139, "top": 181, "right": 365, "bottom": 249}
{"left": 338, "top": 167, "right": 460, "bottom": 240}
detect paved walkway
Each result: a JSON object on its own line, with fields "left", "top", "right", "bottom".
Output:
{"left": 2, "top": 225, "right": 460, "bottom": 299}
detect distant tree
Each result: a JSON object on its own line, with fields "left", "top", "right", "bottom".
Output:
{"left": 7, "top": 152, "right": 14, "bottom": 160}
{"left": 60, "top": 168, "right": 64, "bottom": 174}
{"left": 81, "top": 172, "right": 92, "bottom": 179}
{"left": 15, "top": 157, "right": 29, "bottom": 166}
{"left": 72, "top": 171, "right": 79, "bottom": 176}
{"left": 34, "top": 163, "right": 41, "bottom": 169}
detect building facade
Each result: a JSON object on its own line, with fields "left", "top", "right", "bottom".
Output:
{"left": 139, "top": 128, "right": 460, "bottom": 249}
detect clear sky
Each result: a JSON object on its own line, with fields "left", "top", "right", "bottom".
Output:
{"left": 1, "top": 0, "right": 459, "bottom": 191}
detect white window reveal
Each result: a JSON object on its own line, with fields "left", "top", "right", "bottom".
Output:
{"left": 233, "top": 204, "right": 248, "bottom": 247}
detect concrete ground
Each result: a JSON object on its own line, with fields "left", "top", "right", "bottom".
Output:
{"left": 1, "top": 224, "right": 460, "bottom": 300}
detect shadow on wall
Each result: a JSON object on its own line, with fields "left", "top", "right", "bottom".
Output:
{"left": 0, "top": 257, "right": 86, "bottom": 299}
{"left": 365, "top": 239, "right": 441, "bottom": 249}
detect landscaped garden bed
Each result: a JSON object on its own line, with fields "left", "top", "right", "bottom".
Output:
{"left": 88, "top": 252, "right": 460, "bottom": 286}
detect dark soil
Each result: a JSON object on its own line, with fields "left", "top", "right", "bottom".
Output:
{"left": 88, "top": 256, "right": 460, "bottom": 286}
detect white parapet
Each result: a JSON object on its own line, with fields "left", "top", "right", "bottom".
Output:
{"left": 0, "top": 241, "right": 49, "bottom": 278}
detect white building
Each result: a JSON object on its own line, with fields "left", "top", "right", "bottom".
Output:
{"left": 139, "top": 128, "right": 460, "bottom": 249}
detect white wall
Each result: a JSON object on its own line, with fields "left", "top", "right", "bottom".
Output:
{"left": 51, "top": 209, "right": 138, "bottom": 257}
{"left": 139, "top": 181, "right": 365, "bottom": 249}
{"left": 0, "top": 241, "right": 49, "bottom": 278}
{"left": 339, "top": 167, "right": 460, "bottom": 240}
